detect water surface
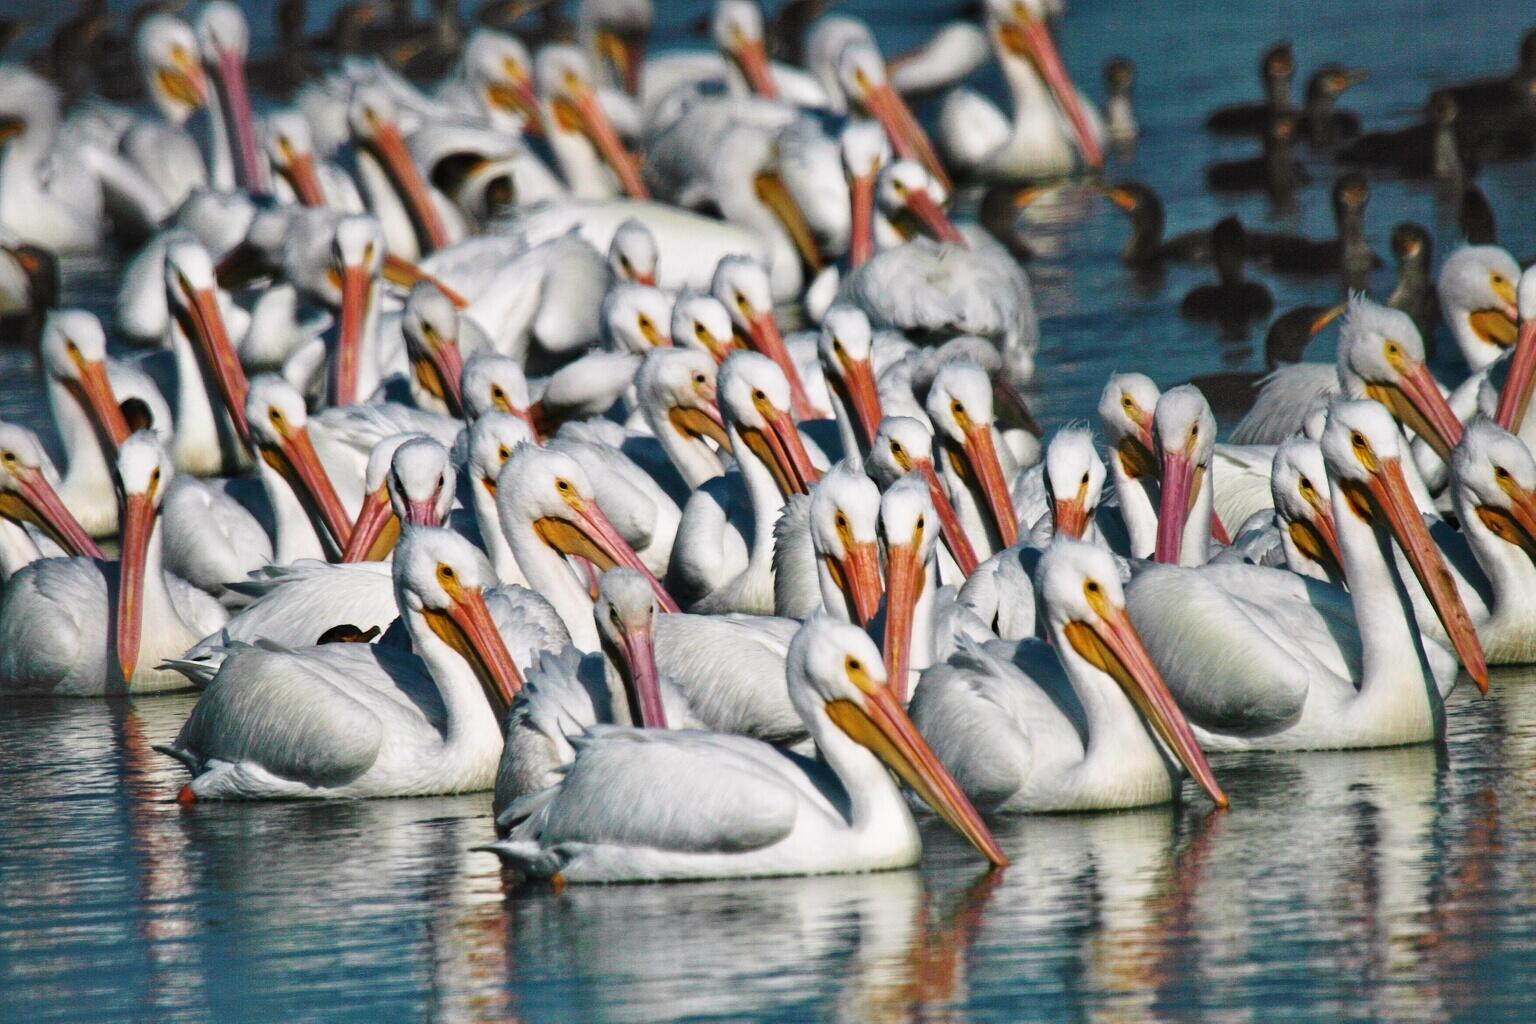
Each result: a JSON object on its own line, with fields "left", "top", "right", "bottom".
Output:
{"left": 4, "top": 0, "right": 1536, "bottom": 1020}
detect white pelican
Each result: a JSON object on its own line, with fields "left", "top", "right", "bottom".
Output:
{"left": 838, "top": 161, "right": 1039, "bottom": 385}
{"left": 535, "top": 46, "right": 649, "bottom": 200}
{"left": 1231, "top": 299, "right": 1465, "bottom": 465}
{"left": 462, "top": 412, "right": 535, "bottom": 585}
{"left": 264, "top": 109, "right": 365, "bottom": 213}
{"left": 159, "top": 527, "right": 522, "bottom": 800}
{"left": 1012, "top": 425, "right": 1108, "bottom": 548}
{"left": 123, "top": 15, "right": 209, "bottom": 213}
{"left": 341, "top": 435, "right": 458, "bottom": 563}
{"left": 632, "top": 347, "right": 730, "bottom": 492}
{"left": 0, "top": 422, "right": 103, "bottom": 577}
{"left": 818, "top": 305, "right": 888, "bottom": 458}
{"left": 1126, "top": 400, "right": 1488, "bottom": 751}
{"left": 445, "top": 29, "right": 541, "bottom": 135}
{"left": 1446, "top": 418, "right": 1536, "bottom": 663}
{"left": 579, "top": 0, "right": 653, "bottom": 96}
{"left": 712, "top": 256, "right": 820, "bottom": 419}
{"left": 0, "top": 68, "right": 105, "bottom": 251}
{"left": 244, "top": 375, "right": 356, "bottom": 563}
{"left": 670, "top": 290, "right": 739, "bottom": 363}
{"left": 40, "top": 311, "right": 135, "bottom": 538}
{"left": 910, "top": 539, "right": 1227, "bottom": 812}
{"left": 347, "top": 85, "right": 464, "bottom": 258}
{"left": 773, "top": 460, "right": 885, "bottom": 624}
{"left": 497, "top": 443, "right": 678, "bottom": 650}
{"left": 1263, "top": 436, "right": 1345, "bottom": 584}
{"left": 667, "top": 352, "right": 820, "bottom": 614}
{"left": 401, "top": 281, "right": 470, "bottom": 418}
{"left": 196, "top": 2, "right": 267, "bottom": 194}
{"left": 939, "top": 0, "right": 1104, "bottom": 181}
{"left": 495, "top": 568, "right": 700, "bottom": 814}
{"left": 925, "top": 361, "right": 1021, "bottom": 563}
{"left": 1436, "top": 245, "right": 1519, "bottom": 372}
{"left": 877, "top": 473, "right": 944, "bottom": 699}
{"left": 0, "top": 432, "right": 224, "bottom": 695}
{"left": 865, "top": 415, "right": 980, "bottom": 578}
{"left": 498, "top": 200, "right": 771, "bottom": 301}
{"left": 1487, "top": 265, "right": 1536, "bottom": 437}
{"left": 608, "top": 218, "right": 658, "bottom": 285}
{"left": 1149, "top": 385, "right": 1219, "bottom": 567}
{"left": 832, "top": 37, "right": 952, "bottom": 192}
{"left": 482, "top": 614, "right": 1006, "bottom": 882}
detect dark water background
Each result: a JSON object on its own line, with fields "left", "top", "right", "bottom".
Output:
{"left": 4, "top": 0, "right": 1536, "bottom": 1020}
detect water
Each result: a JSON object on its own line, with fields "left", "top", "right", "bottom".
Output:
{"left": 5, "top": 0, "right": 1536, "bottom": 1019}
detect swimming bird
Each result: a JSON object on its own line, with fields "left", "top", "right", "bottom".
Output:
{"left": 1178, "top": 217, "right": 1273, "bottom": 337}
{"left": 159, "top": 527, "right": 523, "bottom": 800}
{"left": 1205, "top": 112, "right": 1308, "bottom": 208}
{"left": 1126, "top": 400, "right": 1488, "bottom": 751}
{"left": 1205, "top": 42, "right": 1294, "bottom": 136}
{"left": 1255, "top": 173, "right": 1379, "bottom": 288}
{"left": 865, "top": 416, "right": 981, "bottom": 579}
{"left": 939, "top": 0, "right": 1103, "bottom": 181}
{"left": 0, "top": 431, "right": 223, "bottom": 695}
{"left": 482, "top": 614, "right": 1007, "bottom": 883}
{"left": 910, "top": 539, "right": 1227, "bottom": 812}
{"left": 0, "top": 421, "right": 102, "bottom": 578}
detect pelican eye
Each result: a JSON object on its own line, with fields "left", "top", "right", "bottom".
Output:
{"left": 753, "top": 389, "right": 768, "bottom": 403}
{"left": 914, "top": 514, "right": 925, "bottom": 534}
{"left": 1493, "top": 274, "right": 1507, "bottom": 287}
{"left": 638, "top": 315, "right": 653, "bottom": 332}
{"left": 436, "top": 562, "right": 458, "bottom": 589}
{"left": 556, "top": 478, "right": 571, "bottom": 492}
{"left": 0, "top": 450, "right": 13, "bottom": 463}
{"left": 693, "top": 372, "right": 707, "bottom": 385}
{"left": 1299, "top": 475, "right": 1316, "bottom": 496}
{"left": 363, "top": 242, "right": 375, "bottom": 265}
{"left": 497, "top": 445, "right": 511, "bottom": 463}
{"left": 1385, "top": 341, "right": 1401, "bottom": 358}
{"left": 1085, "top": 579, "right": 1101, "bottom": 595}
{"left": 269, "top": 408, "right": 284, "bottom": 427}
{"left": 491, "top": 385, "right": 507, "bottom": 402}
{"left": 618, "top": 254, "right": 632, "bottom": 273}
{"left": 1189, "top": 424, "right": 1199, "bottom": 440}
{"left": 1080, "top": 472, "right": 1090, "bottom": 485}
{"left": 1495, "top": 465, "right": 1512, "bottom": 481}
{"left": 845, "top": 655, "right": 863, "bottom": 674}
{"left": 149, "top": 468, "right": 161, "bottom": 488}
{"left": 835, "top": 511, "right": 848, "bottom": 530}
{"left": 832, "top": 338, "right": 844, "bottom": 356}
{"left": 610, "top": 604, "right": 622, "bottom": 626}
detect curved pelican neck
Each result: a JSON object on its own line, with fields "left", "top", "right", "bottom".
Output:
{"left": 645, "top": 408, "right": 725, "bottom": 490}
{"left": 256, "top": 454, "right": 329, "bottom": 564}
{"left": 46, "top": 376, "right": 117, "bottom": 535}
{"left": 168, "top": 318, "right": 244, "bottom": 476}
{"left": 727, "top": 422, "right": 791, "bottom": 576}
{"left": 1455, "top": 490, "right": 1536, "bottom": 629}
{"left": 1329, "top": 480, "right": 1444, "bottom": 729}
{"left": 503, "top": 515, "right": 601, "bottom": 650}
{"left": 471, "top": 480, "right": 526, "bottom": 586}
{"left": 1109, "top": 454, "right": 1157, "bottom": 559}
{"left": 399, "top": 598, "right": 507, "bottom": 747}
{"left": 796, "top": 687, "right": 920, "bottom": 845}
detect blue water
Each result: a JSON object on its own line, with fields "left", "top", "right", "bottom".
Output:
{"left": 4, "top": 0, "right": 1536, "bottom": 1020}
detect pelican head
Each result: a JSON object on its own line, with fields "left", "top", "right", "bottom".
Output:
{"left": 165, "top": 238, "right": 248, "bottom": 444}
{"left": 713, "top": 0, "right": 776, "bottom": 99}
{"left": 594, "top": 568, "right": 668, "bottom": 728}
{"left": 0, "top": 421, "right": 99, "bottom": 559}
{"left": 1322, "top": 400, "right": 1488, "bottom": 692}
{"left": 983, "top": 0, "right": 1103, "bottom": 170}
{"left": 1271, "top": 436, "right": 1343, "bottom": 581}
{"left": 1493, "top": 265, "right": 1536, "bottom": 432}
{"left": 719, "top": 351, "right": 820, "bottom": 498}
{"left": 1037, "top": 538, "right": 1227, "bottom": 806}
{"left": 245, "top": 375, "right": 353, "bottom": 552}
{"left": 712, "top": 256, "right": 815, "bottom": 418}
{"left": 403, "top": 282, "right": 465, "bottom": 416}
{"left": 1451, "top": 418, "right": 1536, "bottom": 565}
{"left": 819, "top": 305, "right": 883, "bottom": 452}
{"left": 926, "top": 360, "right": 1018, "bottom": 549}
{"left": 877, "top": 160, "right": 964, "bottom": 246}
{"left": 497, "top": 444, "right": 679, "bottom": 610}
{"left": 114, "top": 431, "right": 173, "bottom": 684}
{"left": 536, "top": 45, "right": 649, "bottom": 198}
{"left": 461, "top": 349, "right": 533, "bottom": 426}
{"left": 466, "top": 411, "right": 535, "bottom": 502}
{"left": 196, "top": 2, "right": 264, "bottom": 191}
{"left": 462, "top": 29, "right": 538, "bottom": 132}
{"left": 809, "top": 461, "right": 884, "bottom": 626}
{"left": 344, "top": 434, "right": 453, "bottom": 563}
{"left": 348, "top": 84, "right": 449, "bottom": 252}
{"left": 137, "top": 14, "right": 205, "bottom": 125}
{"left": 326, "top": 215, "right": 384, "bottom": 407}
{"left": 1438, "top": 245, "right": 1520, "bottom": 372}
{"left": 581, "top": 0, "right": 652, "bottom": 95}
{"left": 1097, "top": 372, "right": 1159, "bottom": 480}
{"left": 879, "top": 473, "right": 937, "bottom": 700}
{"left": 394, "top": 526, "right": 524, "bottom": 716}
{"left": 1042, "top": 426, "right": 1105, "bottom": 540}
{"left": 670, "top": 291, "right": 736, "bottom": 363}
{"left": 867, "top": 416, "right": 978, "bottom": 576}
{"left": 1151, "top": 385, "right": 1215, "bottom": 565}
{"left": 636, "top": 348, "right": 730, "bottom": 453}
{"left": 41, "top": 310, "right": 131, "bottom": 451}
{"left": 789, "top": 614, "right": 1007, "bottom": 866}
{"left": 1337, "top": 297, "right": 1463, "bottom": 462}
{"left": 608, "top": 218, "right": 657, "bottom": 285}
{"left": 265, "top": 109, "right": 325, "bottom": 207}
{"left": 602, "top": 283, "right": 673, "bottom": 353}
{"left": 835, "top": 39, "right": 951, "bottom": 191}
